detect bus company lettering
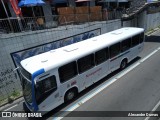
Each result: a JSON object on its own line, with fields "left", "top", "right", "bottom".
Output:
{"left": 71, "top": 80, "right": 77, "bottom": 86}
{"left": 28, "top": 113, "right": 42, "bottom": 117}
{"left": 128, "top": 113, "right": 158, "bottom": 117}
{"left": 11, "top": 112, "right": 42, "bottom": 117}
{"left": 86, "top": 68, "right": 102, "bottom": 77}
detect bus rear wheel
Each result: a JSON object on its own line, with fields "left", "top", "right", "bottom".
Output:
{"left": 64, "top": 89, "right": 77, "bottom": 102}
{"left": 120, "top": 59, "right": 127, "bottom": 70}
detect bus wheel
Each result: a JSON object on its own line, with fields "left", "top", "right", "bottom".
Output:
{"left": 120, "top": 59, "right": 127, "bottom": 70}
{"left": 64, "top": 89, "right": 77, "bottom": 102}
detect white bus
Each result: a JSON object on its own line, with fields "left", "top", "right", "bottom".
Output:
{"left": 20, "top": 27, "right": 144, "bottom": 113}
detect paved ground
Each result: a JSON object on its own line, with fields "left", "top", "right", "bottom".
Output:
{"left": 60, "top": 33, "right": 160, "bottom": 120}
{"left": 1, "top": 30, "right": 160, "bottom": 120}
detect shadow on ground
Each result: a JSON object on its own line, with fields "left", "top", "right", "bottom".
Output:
{"left": 145, "top": 35, "right": 160, "bottom": 43}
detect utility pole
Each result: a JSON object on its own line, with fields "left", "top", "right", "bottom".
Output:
{"left": 1, "top": 0, "right": 14, "bottom": 32}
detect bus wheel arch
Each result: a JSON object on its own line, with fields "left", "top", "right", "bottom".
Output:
{"left": 64, "top": 87, "right": 78, "bottom": 102}
{"left": 120, "top": 58, "right": 128, "bottom": 70}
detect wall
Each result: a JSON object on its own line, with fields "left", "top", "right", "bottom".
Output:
{"left": 57, "top": 6, "right": 102, "bottom": 25}
{"left": 122, "top": 10, "right": 160, "bottom": 32}
{"left": 0, "top": 19, "right": 121, "bottom": 102}
{"left": 138, "top": 11, "right": 147, "bottom": 30}
{"left": 146, "top": 12, "right": 160, "bottom": 31}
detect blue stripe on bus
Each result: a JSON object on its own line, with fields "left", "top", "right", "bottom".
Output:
{"left": 31, "top": 68, "right": 45, "bottom": 111}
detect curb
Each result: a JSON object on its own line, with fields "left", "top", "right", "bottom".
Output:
{"left": 0, "top": 97, "right": 24, "bottom": 111}
{"left": 146, "top": 27, "right": 160, "bottom": 36}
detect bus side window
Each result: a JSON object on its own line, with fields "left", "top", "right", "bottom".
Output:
{"left": 131, "top": 34, "right": 140, "bottom": 47}
{"left": 109, "top": 42, "right": 121, "bottom": 58}
{"left": 78, "top": 54, "right": 95, "bottom": 73}
{"left": 139, "top": 32, "right": 144, "bottom": 43}
{"left": 36, "top": 75, "right": 57, "bottom": 104}
{"left": 58, "top": 61, "right": 78, "bottom": 83}
{"left": 95, "top": 48, "right": 109, "bottom": 65}
{"left": 121, "top": 38, "right": 131, "bottom": 52}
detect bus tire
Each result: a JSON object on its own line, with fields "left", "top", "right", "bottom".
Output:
{"left": 64, "top": 88, "right": 77, "bottom": 102}
{"left": 120, "top": 59, "right": 127, "bottom": 70}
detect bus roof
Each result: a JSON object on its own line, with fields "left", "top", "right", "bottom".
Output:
{"left": 21, "top": 27, "right": 144, "bottom": 74}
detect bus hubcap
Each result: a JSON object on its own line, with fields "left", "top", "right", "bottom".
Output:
{"left": 67, "top": 92, "right": 74, "bottom": 100}
{"left": 121, "top": 61, "right": 126, "bottom": 69}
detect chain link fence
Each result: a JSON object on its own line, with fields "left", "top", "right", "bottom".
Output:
{"left": 0, "top": 10, "right": 123, "bottom": 107}
{"left": 0, "top": 11, "right": 123, "bottom": 34}
{"left": 0, "top": 69, "right": 22, "bottom": 107}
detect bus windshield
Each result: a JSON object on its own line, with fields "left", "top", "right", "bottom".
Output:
{"left": 21, "top": 75, "right": 32, "bottom": 104}
{"left": 20, "top": 67, "right": 32, "bottom": 104}
{"left": 19, "top": 66, "right": 32, "bottom": 104}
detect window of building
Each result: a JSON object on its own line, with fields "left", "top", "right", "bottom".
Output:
{"left": 59, "top": 61, "right": 78, "bottom": 83}
{"left": 109, "top": 43, "right": 121, "bottom": 58}
{"left": 121, "top": 38, "right": 131, "bottom": 52}
{"left": 131, "top": 34, "right": 140, "bottom": 47}
{"left": 95, "top": 48, "right": 109, "bottom": 65}
{"left": 78, "top": 54, "right": 95, "bottom": 73}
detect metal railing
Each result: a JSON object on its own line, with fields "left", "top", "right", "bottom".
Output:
{"left": 127, "top": 0, "right": 146, "bottom": 15}
{"left": 0, "top": 10, "right": 123, "bottom": 106}
{"left": 0, "top": 11, "right": 123, "bottom": 34}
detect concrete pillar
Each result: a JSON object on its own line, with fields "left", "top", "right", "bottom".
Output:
{"left": 137, "top": 10, "right": 147, "bottom": 31}
{"left": 90, "top": 1, "right": 95, "bottom": 7}
{"left": 68, "top": 0, "right": 76, "bottom": 7}
{"left": 42, "top": 3, "right": 52, "bottom": 21}
{"left": 42, "top": 3, "right": 57, "bottom": 28}
{"left": 8, "top": 2, "right": 16, "bottom": 17}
